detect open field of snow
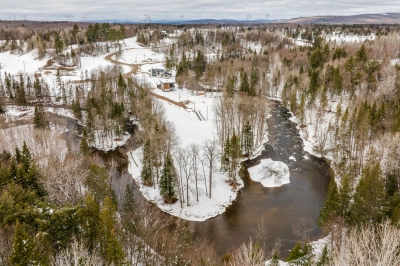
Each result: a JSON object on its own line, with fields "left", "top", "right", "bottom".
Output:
{"left": 0, "top": 49, "right": 48, "bottom": 77}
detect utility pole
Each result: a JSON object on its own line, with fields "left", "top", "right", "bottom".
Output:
{"left": 179, "top": 15, "right": 184, "bottom": 23}
{"left": 144, "top": 14, "right": 151, "bottom": 24}
{"left": 266, "top": 13, "right": 269, "bottom": 23}
{"left": 246, "top": 15, "right": 252, "bottom": 26}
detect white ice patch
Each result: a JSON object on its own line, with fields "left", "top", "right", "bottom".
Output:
{"left": 248, "top": 158, "right": 290, "bottom": 187}
{"left": 289, "top": 156, "right": 296, "bottom": 161}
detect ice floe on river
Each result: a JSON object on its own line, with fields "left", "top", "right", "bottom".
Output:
{"left": 248, "top": 158, "right": 290, "bottom": 187}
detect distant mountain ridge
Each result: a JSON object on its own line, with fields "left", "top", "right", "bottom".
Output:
{"left": 281, "top": 13, "right": 400, "bottom": 24}
{"left": 84, "top": 13, "right": 400, "bottom": 25}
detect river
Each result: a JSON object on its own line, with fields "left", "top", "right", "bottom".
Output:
{"left": 55, "top": 99, "right": 331, "bottom": 260}
{"left": 189, "top": 100, "right": 332, "bottom": 259}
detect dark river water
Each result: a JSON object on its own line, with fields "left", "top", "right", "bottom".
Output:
{"left": 55, "top": 99, "right": 331, "bottom": 260}
{"left": 189, "top": 100, "right": 332, "bottom": 259}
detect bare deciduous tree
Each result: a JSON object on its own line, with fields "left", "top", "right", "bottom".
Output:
{"left": 51, "top": 238, "right": 104, "bottom": 266}
{"left": 331, "top": 220, "right": 400, "bottom": 266}
{"left": 43, "top": 154, "right": 88, "bottom": 205}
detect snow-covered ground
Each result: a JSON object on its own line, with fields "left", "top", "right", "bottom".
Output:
{"left": 325, "top": 32, "right": 375, "bottom": 44}
{"left": 0, "top": 49, "right": 49, "bottom": 77}
{"left": 111, "top": 37, "right": 270, "bottom": 221}
{"left": 391, "top": 58, "right": 400, "bottom": 66}
{"left": 127, "top": 87, "right": 245, "bottom": 221}
{"left": 1, "top": 105, "right": 75, "bottom": 124}
{"left": 264, "top": 235, "right": 330, "bottom": 265}
{"left": 121, "top": 41, "right": 252, "bottom": 221}
{"left": 291, "top": 32, "right": 376, "bottom": 47}
{"left": 247, "top": 158, "right": 290, "bottom": 187}
{"left": 89, "top": 130, "right": 131, "bottom": 152}
{"left": 128, "top": 146, "right": 242, "bottom": 221}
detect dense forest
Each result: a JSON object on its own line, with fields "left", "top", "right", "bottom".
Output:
{"left": 1, "top": 20, "right": 400, "bottom": 265}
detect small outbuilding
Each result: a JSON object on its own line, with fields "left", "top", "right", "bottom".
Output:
{"left": 158, "top": 79, "right": 176, "bottom": 92}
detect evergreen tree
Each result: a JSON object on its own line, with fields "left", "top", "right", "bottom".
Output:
{"left": 332, "top": 67, "right": 343, "bottom": 95}
{"left": 7, "top": 144, "right": 47, "bottom": 198}
{"left": 159, "top": 152, "right": 177, "bottom": 203}
{"left": 318, "top": 177, "right": 339, "bottom": 227}
{"left": 40, "top": 207, "right": 79, "bottom": 251}
{"left": 10, "top": 220, "right": 34, "bottom": 265}
{"left": 230, "top": 132, "right": 241, "bottom": 160}
{"left": 33, "top": 104, "right": 49, "bottom": 130}
{"left": 99, "top": 196, "right": 118, "bottom": 258}
{"left": 15, "top": 76, "right": 26, "bottom": 106}
{"left": 241, "top": 121, "right": 253, "bottom": 156}
{"left": 391, "top": 202, "right": 400, "bottom": 225}
{"left": 350, "top": 163, "right": 386, "bottom": 225}
{"left": 269, "top": 249, "right": 280, "bottom": 266}
{"left": 337, "top": 174, "right": 352, "bottom": 223}
{"left": 33, "top": 76, "right": 42, "bottom": 100}
{"left": 316, "top": 245, "right": 330, "bottom": 266}
{"left": 229, "top": 132, "right": 241, "bottom": 184}
{"left": 54, "top": 34, "right": 64, "bottom": 56}
{"left": 308, "top": 70, "right": 320, "bottom": 102}
{"left": 86, "top": 164, "right": 115, "bottom": 204}
{"left": 80, "top": 130, "right": 91, "bottom": 156}
{"left": 0, "top": 98, "right": 4, "bottom": 114}
{"left": 77, "top": 195, "right": 100, "bottom": 252}
{"left": 106, "top": 231, "right": 125, "bottom": 266}
{"left": 141, "top": 140, "right": 153, "bottom": 186}
{"left": 71, "top": 99, "right": 83, "bottom": 121}
{"left": 222, "top": 137, "right": 231, "bottom": 172}
{"left": 310, "top": 49, "right": 323, "bottom": 69}
{"left": 240, "top": 71, "right": 249, "bottom": 94}
{"left": 226, "top": 74, "right": 235, "bottom": 98}
{"left": 249, "top": 67, "right": 259, "bottom": 96}
{"left": 121, "top": 184, "right": 138, "bottom": 233}
{"left": 117, "top": 72, "right": 127, "bottom": 91}
{"left": 194, "top": 50, "right": 206, "bottom": 79}
{"left": 286, "top": 241, "right": 312, "bottom": 265}
{"left": 355, "top": 44, "right": 368, "bottom": 63}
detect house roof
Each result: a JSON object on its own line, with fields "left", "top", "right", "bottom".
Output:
{"left": 160, "top": 78, "right": 175, "bottom": 84}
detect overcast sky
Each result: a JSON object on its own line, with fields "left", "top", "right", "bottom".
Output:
{"left": 2, "top": 0, "right": 400, "bottom": 21}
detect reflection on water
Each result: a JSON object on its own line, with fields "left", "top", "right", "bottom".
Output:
{"left": 190, "top": 100, "right": 332, "bottom": 259}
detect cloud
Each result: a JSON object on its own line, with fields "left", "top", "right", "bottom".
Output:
{"left": 2, "top": 0, "right": 400, "bottom": 21}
